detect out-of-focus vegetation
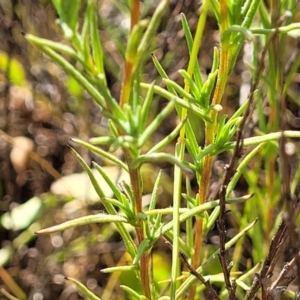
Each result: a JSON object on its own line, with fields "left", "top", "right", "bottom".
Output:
{"left": 1, "top": 0, "right": 300, "bottom": 300}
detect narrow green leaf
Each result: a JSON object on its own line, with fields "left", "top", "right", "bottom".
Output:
{"left": 181, "top": 13, "right": 203, "bottom": 88}
{"left": 88, "top": 0, "right": 105, "bottom": 82}
{"left": 52, "top": 0, "right": 80, "bottom": 31}
{"left": 102, "top": 197, "right": 128, "bottom": 212}
{"left": 155, "top": 194, "right": 253, "bottom": 238}
{"left": 131, "top": 72, "right": 141, "bottom": 111}
{"left": 196, "top": 144, "right": 217, "bottom": 161}
{"left": 122, "top": 103, "right": 140, "bottom": 137}
{"left": 109, "top": 135, "right": 139, "bottom": 157}
{"left": 138, "top": 100, "right": 175, "bottom": 148}
{"left": 88, "top": 136, "right": 115, "bottom": 145}
{"left": 211, "top": 47, "right": 219, "bottom": 73}
{"left": 185, "top": 177, "right": 194, "bottom": 252}
{"left": 120, "top": 285, "right": 141, "bottom": 300}
{"left": 226, "top": 144, "right": 264, "bottom": 197}
{"left": 136, "top": 0, "right": 169, "bottom": 67}
{"left": 108, "top": 119, "right": 120, "bottom": 138}
{"left": 35, "top": 214, "right": 128, "bottom": 235}
{"left": 223, "top": 25, "right": 254, "bottom": 42}
{"left": 26, "top": 35, "right": 124, "bottom": 122}
{"left": 136, "top": 212, "right": 147, "bottom": 221}
{"left": 185, "top": 121, "right": 200, "bottom": 162}
{"left": 163, "top": 78, "right": 196, "bottom": 103}
{"left": 196, "top": 130, "right": 300, "bottom": 160}
{"left": 241, "top": 131, "right": 300, "bottom": 147}
{"left": 68, "top": 147, "right": 136, "bottom": 258}
{"left": 231, "top": 97, "right": 249, "bottom": 119}
{"left": 210, "top": 0, "right": 220, "bottom": 23}
{"left": 205, "top": 206, "right": 220, "bottom": 235}
{"left": 231, "top": 0, "right": 243, "bottom": 24}
{"left": 151, "top": 214, "right": 163, "bottom": 237}
{"left": 101, "top": 265, "right": 137, "bottom": 273}
{"left": 65, "top": 277, "right": 102, "bottom": 300}
{"left": 118, "top": 181, "right": 135, "bottom": 216}
{"left": 26, "top": 38, "right": 106, "bottom": 108}
{"left": 148, "top": 170, "right": 162, "bottom": 217}
{"left": 182, "top": 193, "right": 197, "bottom": 207}
{"left": 140, "top": 82, "right": 212, "bottom": 123}
{"left": 147, "top": 118, "right": 186, "bottom": 154}
{"left": 237, "top": 262, "right": 261, "bottom": 282}
{"left": 229, "top": 0, "right": 260, "bottom": 72}
{"left": 126, "top": 21, "right": 147, "bottom": 64}
{"left": 80, "top": 4, "right": 91, "bottom": 63}
{"left": 175, "top": 219, "right": 258, "bottom": 298}
{"left": 145, "top": 195, "right": 253, "bottom": 217}
{"left": 132, "top": 153, "right": 192, "bottom": 174}
{"left": 71, "top": 138, "right": 128, "bottom": 171}
{"left": 199, "top": 70, "right": 218, "bottom": 107}
{"left": 215, "top": 117, "right": 243, "bottom": 146}
{"left": 241, "top": 0, "right": 256, "bottom": 20}
{"left": 92, "top": 162, "right": 126, "bottom": 203}
{"left": 178, "top": 69, "right": 201, "bottom": 99}
{"left": 140, "top": 81, "right": 155, "bottom": 130}
{"left": 146, "top": 207, "right": 189, "bottom": 216}
{"left": 151, "top": 53, "right": 184, "bottom": 116}
{"left": 235, "top": 279, "right": 251, "bottom": 291}
{"left": 25, "top": 34, "right": 86, "bottom": 68}
{"left": 151, "top": 54, "right": 177, "bottom": 95}
{"left": 133, "top": 239, "right": 151, "bottom": 265}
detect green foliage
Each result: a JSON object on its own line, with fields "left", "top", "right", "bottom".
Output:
{"left": 22, "top": 0, "right": 300, "bottom": 299}
{"left": 52, "top": 0, "right": 80, "bottom": 33}
{"left": 65, "top": 277, "right": 102, "bottom": 300}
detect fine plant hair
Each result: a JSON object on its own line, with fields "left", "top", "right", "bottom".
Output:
{"left": 21, "top": 0, "right": 300, "bottom": 299}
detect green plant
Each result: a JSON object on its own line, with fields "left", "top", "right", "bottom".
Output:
{"left": 24, "top": 0, "right": 300, "bottom": 299}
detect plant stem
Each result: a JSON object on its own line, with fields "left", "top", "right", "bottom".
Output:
{"left": 264, "top": 0, "right": 282, "bottom": 246}
{"left": 128, "top": 163, "right": 151, "bottom": 299}
{"left": 120, "top": 0, "right": 140, "bottom": 108}
{"left": 192, "top": 0, "right": 229, "bottom": 277}
{"left": 170, "top": 1, "right": 210, "bottom": 298}
{"left": 120, "top": 60, "right": 134, "bottom": 108}
{"left": 119, "top": 2, "right": 151, "bottom": 298}
{"left": 170, "top": 143, "right": 185, "bottom": 298}
{"left": 130, "top": 0, "right": 140, "bottom": 31}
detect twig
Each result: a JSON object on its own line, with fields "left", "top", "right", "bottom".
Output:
{"left": 244, "top": 12, "right": 300, "bottom": 300}
{"left": 217, "top": 12, "right": 293, "bottom": 300}
{"left": 268, "top": 252, "right": 299, "bottom": 296}
{"left": 278, "top": 40, "right": 300, "bottom": 292}
{"left": 163, "top": 236, "right": 220, "bottom": 300}
{"left": 278, "top": 10, "right": 300, "bottom": 295}
{"left": 244, "top": 221, "right": 288, "bottom": 300}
